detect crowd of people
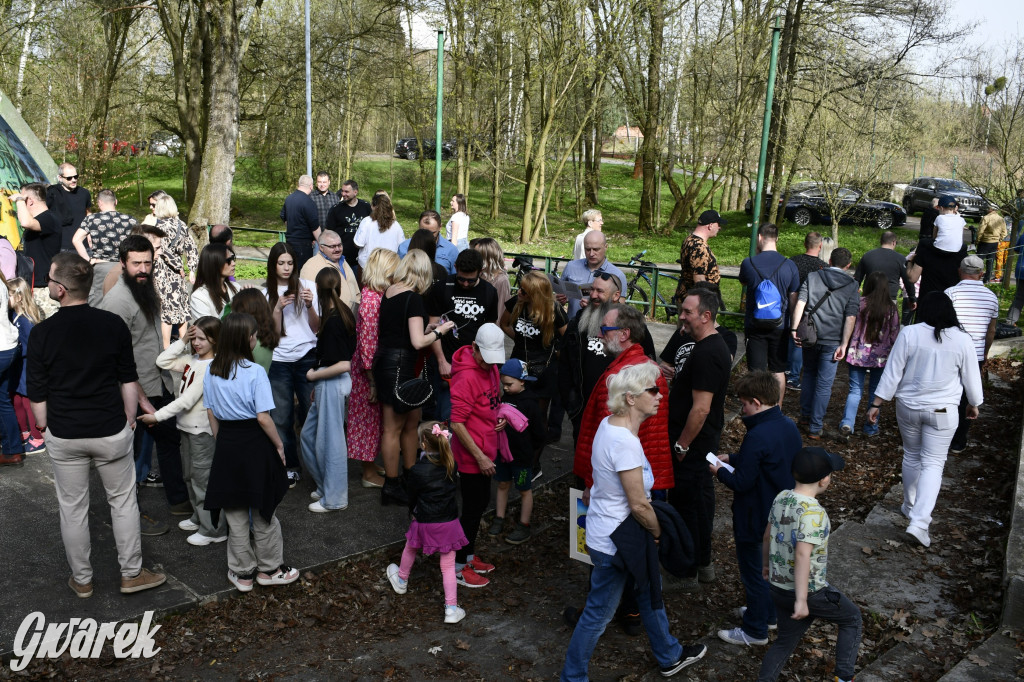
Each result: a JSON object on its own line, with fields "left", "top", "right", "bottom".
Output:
{"left": 1, "top": 166, "right": 1009, "bottom": 680}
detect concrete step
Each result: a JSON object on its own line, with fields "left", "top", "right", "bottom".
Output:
{"left": 936, "top": 631, "right": 1022, "bottom": 681}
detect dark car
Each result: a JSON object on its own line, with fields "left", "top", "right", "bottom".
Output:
{"left": 902, "top": 177, "right": 993, "bottom": 221}
{"left": 782, "top": 183, "right": 907, "bottom": 229}
{"left": 394, "top": 138, "right": 455, "bottom": 161}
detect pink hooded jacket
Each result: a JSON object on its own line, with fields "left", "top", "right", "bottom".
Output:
{"left": 449, "top": 345, "right": 502, "bottom": 474}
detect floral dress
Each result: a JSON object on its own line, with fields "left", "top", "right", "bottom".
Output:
{"left": 154, "top": 216, "right": 199, "bottom": 325}
{"left": 347, "top": 288, "right": 383, "bottom": 461}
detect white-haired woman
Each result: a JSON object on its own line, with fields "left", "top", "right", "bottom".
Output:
{"left": 153, "top": 194, "right": 199, "bottom": 348}
{"left": 562, "top": 361, "right": 706, "bottom": 681}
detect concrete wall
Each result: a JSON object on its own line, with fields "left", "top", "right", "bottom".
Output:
{"left": 1001, "top": 398, "right": 1024, "bottom": 628}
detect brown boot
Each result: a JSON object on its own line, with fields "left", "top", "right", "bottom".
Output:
{"left": 121, "top": 568, "right": 167, "bottom": 594}
{"left": 0, "top": 453, "right": 24, "bottom": 467}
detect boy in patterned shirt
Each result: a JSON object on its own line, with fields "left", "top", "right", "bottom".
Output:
{"left": 757, "top": 446, "right": 862, "bottom": 682}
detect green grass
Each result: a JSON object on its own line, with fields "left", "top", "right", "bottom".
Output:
{"left": 94, "top": 154, "right": 935, "bottom": 315}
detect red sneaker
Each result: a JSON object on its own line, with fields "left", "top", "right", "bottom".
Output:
{"left": 468, "top": 556, "right": 495, "bottom": 574}
{"left": 456, "top": 565, "right": 490, "bottom": 588}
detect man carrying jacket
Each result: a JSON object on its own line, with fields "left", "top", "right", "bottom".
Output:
{"left": 789, "top": 248, "right": 860, "bottom": 440}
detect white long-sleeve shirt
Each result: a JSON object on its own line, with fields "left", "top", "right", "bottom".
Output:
{"left": 154, "top": 339, "right": 214, "bottom": 435}
{"left": 874, "top": 324, "right": 983, "bottom": 410}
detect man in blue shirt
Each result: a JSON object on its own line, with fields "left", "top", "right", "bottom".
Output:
{"left": 397, "top": 210, "right": 460, "bottom": 275}
{"left": 738, "top": 223, "right": 800, "bottom": 404}
{"left": 560, "top": 231, "right": 627, "bottom": 318}
{"left": 279, "top": 175, "right": 320, "bottom": 271}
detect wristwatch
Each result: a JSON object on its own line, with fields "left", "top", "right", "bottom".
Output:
{"left": 434, "top": 329, "right": 442, "bottom": 340}
{"left": 673, "top": 442, "right": 689, "bottom": 456}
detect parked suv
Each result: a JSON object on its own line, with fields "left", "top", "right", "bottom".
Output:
{"left": 394, "top": 137, "right": 455, "bottom": 160}
{"left": 902, "top": 177, "right": 993, "bottom": 220}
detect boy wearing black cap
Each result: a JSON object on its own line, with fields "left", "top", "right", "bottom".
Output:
{"left": 756, "top": 447, "right": 862, "bottom": 682}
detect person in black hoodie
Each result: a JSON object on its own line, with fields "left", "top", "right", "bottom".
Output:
{"left": 385, "top": 421, "right": 468, "bottom": 624}
{"left": 489, "top": 358, "right": 547, "bottom": 545}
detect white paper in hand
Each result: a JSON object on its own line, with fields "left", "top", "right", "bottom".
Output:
{"left": 706, "top": 452, "right": 735, "bottom": 474}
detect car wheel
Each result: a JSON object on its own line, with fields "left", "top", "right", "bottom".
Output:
{"left": 876, "top": 211, "right": 894, "bottom": 230}
{"left": 793, "top": 208, "right": 812, "bottom": 226}
{"left": 407, "top": 151, "right": 417, "bottom": 160}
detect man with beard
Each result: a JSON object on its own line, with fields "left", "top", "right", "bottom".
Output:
{"left": 666, "top": 285, "right": 733, "bottom": 590}
{"left": 99, "top": 236, "right": 189, "bottom": 533}
{"left": 559, "top": 274, "right": 655, "bottom": 442}
{"left": 325, "top": 179, "right": 372, "bottom": 279}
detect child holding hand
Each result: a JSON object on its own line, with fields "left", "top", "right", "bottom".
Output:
{"left": 756, "top": 446, "right": 862, "bottom": 682}
{"left": 386, "top": 421, "right": 468, "bottom": 624}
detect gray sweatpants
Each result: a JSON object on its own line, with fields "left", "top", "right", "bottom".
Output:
{"left": 181, "top": 431, "right": 225, "bottom": 538}
{"left": 222, "top": 508, "right": 283, "bottom": 575}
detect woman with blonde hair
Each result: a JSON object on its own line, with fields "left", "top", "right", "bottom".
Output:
{"left": 153, "top": 194, "right": 199, "bottom": 348}
{"left": 374, "top": 250, "right": 455, "bottom": 505}
{"left": 7, "top": 277, "right": 44, "bottom": 453}
{"left": 472, "top": 237, "right": 511, "bottom": 310}
{"left": 499, "top": 270, "right": 567, "bottom": 406}
{"left": 353, "top": 191, "right": 404, "bottom": 269}
{"left": 348, "top": 248, "right": 401, "bottom": 487}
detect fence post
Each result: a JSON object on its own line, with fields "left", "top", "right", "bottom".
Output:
{"left": 952, "top": 156, "right": 958, "bottom": 180}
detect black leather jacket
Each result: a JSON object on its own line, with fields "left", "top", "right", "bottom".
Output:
{"left": 407, "top": 456, "right": 459, "bottom": 524}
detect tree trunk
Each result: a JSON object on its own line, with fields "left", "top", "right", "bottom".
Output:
{"left": 188, "top": 0, "right": 242, "bottom": 235}
{"left": 636, "top": 0, "right": 664, "bottom": 233}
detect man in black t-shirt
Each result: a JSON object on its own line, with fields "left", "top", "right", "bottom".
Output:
{"left": 325, "top": 179, "right": 372, "bottom": 278}
{"left": 667, "top": 286, "right": 733, "bottom": 587}
{"left": 427, "top": 249, "right": 499, "bottom": 420}
{"left": 919, "top": 197, "right": 940, "bottom": 243}
{"left": 46, "top": 162, "right": 92, "bottom": 252}
{"left": 907, "top": 240, "right": 967, "bottom": 321}
{"left": 12, "top": 182, "right": 61, "bottom": 288}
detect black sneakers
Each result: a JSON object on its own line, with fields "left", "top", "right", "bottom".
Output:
{"left": 660, "top": 644, "right": 707, "bottom": 677}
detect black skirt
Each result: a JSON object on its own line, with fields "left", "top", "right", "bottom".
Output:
{"left": 205, "top": 419, "right": 288, "bottom": 524}
{"left": 373, "top": 346, "right": 430, "bottom": 414}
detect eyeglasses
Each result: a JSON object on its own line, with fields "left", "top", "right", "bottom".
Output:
{"left": 62, "top": 175, "right": 79, "bottom": 180}
{"left": 225, "top": 256, "right": 236, "bottom": 264}
{"left": 149, "top": 203, "right": 156, "bottom": 208}
{"left": 592, "top": 271, "right": 615, "bottom": 282}
{"left": 322, "top": 243, "right": 343, "bottom": 250}
{"left": 456, "top": 274, "right": 479, "bottom": 285}
{"left": 600, "top": 325, "right": 622, "bottom": 335}
{"left": 643, "top": 386, "right": 660, "bottom": 396}
{"left": 48, "top": 277, "right": 69, "bottom": 290}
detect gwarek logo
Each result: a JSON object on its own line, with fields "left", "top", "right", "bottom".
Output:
{"left": 9, "top": 611, "right": 161, "bottom": 671}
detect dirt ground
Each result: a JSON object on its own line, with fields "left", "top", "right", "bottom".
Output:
{"left": 7, "top": 360, "right": 1024, "bottom": 681}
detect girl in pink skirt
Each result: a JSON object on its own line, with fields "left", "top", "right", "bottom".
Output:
{"left": 385, "top": 421, "right": 468, "bottom": 623}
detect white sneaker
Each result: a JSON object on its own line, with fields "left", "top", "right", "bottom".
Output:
{"left": 906, "top": 525, "right": 931, "bottom": 548}
{"left": 735, "top": 606, "right": 777, "bottom": 630}
{"left": 717, "top": 626, "right": 768, "bottom": 646}
{"left": 308, "top": 500, "right": 345, "bottom": 512}
{"left": 178, "top": 518, "right": 199, "bottom": 531}
{"left": 386, "top": 563, "right": 407, "bottom": 594}
{"left": 310, "top": 490, "right": 322, "bottom": 501}
{"left": 444, "top": 605, "right": 466, "bottom": 624}
{"left": 187, "top": 532, "right": 227, "bottom": 546}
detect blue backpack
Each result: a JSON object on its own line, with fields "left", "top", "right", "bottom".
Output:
{"left": 750, "top": 260, "right": 784, "bottom": 329}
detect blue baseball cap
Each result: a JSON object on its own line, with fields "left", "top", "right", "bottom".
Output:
{"left": 499, "top": 358, "right": 537, "bottom": 381}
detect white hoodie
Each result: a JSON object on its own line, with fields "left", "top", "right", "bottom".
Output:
{"left": 154, "top": 339, "right": 214, "bottom": 435}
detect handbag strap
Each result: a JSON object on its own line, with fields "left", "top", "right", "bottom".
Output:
{"left": 804, "top": 275, "right": 842, "bottom": 319}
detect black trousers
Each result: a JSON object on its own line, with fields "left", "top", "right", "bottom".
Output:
{"left": 135, "top": 389, "right": 186, "bottom": 505}
{"left": 669, "top": 455, "right": 716, "bottom": 574}
{"left": 951, "top": 360, "right": 985, "bottom": 450}
{"left": 456, "top": 472, "right": 492, "bottom": 563}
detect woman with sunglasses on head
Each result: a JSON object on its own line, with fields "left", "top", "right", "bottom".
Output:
{"left": 190, "top": 244, "right": 239, "bottom": 320}
{"left": 261, "top": 242, "right": 320, "bottom": 488}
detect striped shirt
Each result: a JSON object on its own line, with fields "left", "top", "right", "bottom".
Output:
{"left": 944, "top": 280, "right": 998, "bottom": 361}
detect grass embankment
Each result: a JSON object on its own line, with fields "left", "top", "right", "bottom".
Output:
{"left": 99, "top": 155, "right": 1019, "bottom": 317}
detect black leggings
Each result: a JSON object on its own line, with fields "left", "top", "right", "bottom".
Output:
{"left": 456, "top": 472, "right": 492, "bottom": 563}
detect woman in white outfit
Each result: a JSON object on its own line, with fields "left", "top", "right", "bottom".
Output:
{"left": 867, "top": 292, "right": 982, "bottom": 548}
{"left": 446, "top": 194, "right": 470, "bottom": 251}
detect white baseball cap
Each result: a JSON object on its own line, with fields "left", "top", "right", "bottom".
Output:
{"left": 474, "top": 323, "right": 506, "bottom": 365}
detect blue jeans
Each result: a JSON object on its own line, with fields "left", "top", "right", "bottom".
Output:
{"left": 561, "top": 547, "right": 682, "bottom": 681}
{"left": 757, "top": 584, "right": 862, "bottom": 681}
{"left": 0, "top": 346, "right": 24, "bottom": 455}
{"left": 134, "top": 431, "right": 154, "bottom": 483}
{"left": 799, "top": 344, "right": 839, "bottom": 434}
{"left": 786, "top": 336, "right": 802, "bottom": 384}
{"left": 299, "top": 373, "right": 351, "bottom": 509}
{"left": 133, "top": 390, "right": 186, "bottom": 505}
{"left": 841, "top": 366, "right": 882, "bottom": 435}
{"left": 269, "top": 352, "right": 316, "bottom": 470}
{"left": 736, "top": 539, "right": 775, "bottom": 639}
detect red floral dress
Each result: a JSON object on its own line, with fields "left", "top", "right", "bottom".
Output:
{"left": 347, "top": 288, "right": 382, "bottom": 461}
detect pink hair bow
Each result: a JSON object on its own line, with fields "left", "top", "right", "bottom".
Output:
{"left": 432, "top": 423, "right": 451, "bottom": 440}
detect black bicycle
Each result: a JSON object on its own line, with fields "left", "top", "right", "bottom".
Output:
{"left": 510, "top": 255, "right": 562, "bottom": 292}
{"left": 624, "top": 250, "right": 678, "bottom": 321}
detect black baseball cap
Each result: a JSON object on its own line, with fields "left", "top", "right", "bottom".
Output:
{"left": 792, "top": 446, "right": 845, "bottom": 484}
{"left": 938, "top": 195, "right": 958, "bottom": 208}
{"left": 697, "top": 210, "right": 727, "bottom": 226}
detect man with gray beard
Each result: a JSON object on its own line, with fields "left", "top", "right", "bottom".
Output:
{"left": 558, "top": 273, "right": 655, "bottom": 442}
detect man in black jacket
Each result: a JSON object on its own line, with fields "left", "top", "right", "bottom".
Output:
{"left": 46, "top": 163, "right": 91, "bottom": 253}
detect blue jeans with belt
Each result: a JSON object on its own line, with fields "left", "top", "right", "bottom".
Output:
{"left": 561, "top": 547, "right": 682, "bottom": 681}
{"left": 0, "top": 346, "right": 24, "bottom": 456}
{"left": 269, "top": 351, "right": 316, "bottom": 470}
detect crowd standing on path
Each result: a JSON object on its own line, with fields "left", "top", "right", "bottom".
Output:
{"left": 2, "top": 172, "right": 1013, "bottom": 681}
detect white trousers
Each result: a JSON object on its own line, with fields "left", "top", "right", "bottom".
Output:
{"left": 895, "top": 400, "right": 958, "bottom": 533}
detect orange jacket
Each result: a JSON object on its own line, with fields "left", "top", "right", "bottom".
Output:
{"left": 573, "top": 343, "right": 674, "bottom": 490}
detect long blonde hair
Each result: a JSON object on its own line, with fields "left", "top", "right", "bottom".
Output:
{"left": 511, "top": 271, "right": 556, "bottom": 347}
{"left": 362, "top": 248, "right": 400, "bottom": 293}
{"left": 7, "top": 278, "right": 40, "bottom": 323}
{"left": 419, "top": 421, "right": 456, "bottom": 479}
{"left": 473, "top": 237, "right": 505, "bottom": 278}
